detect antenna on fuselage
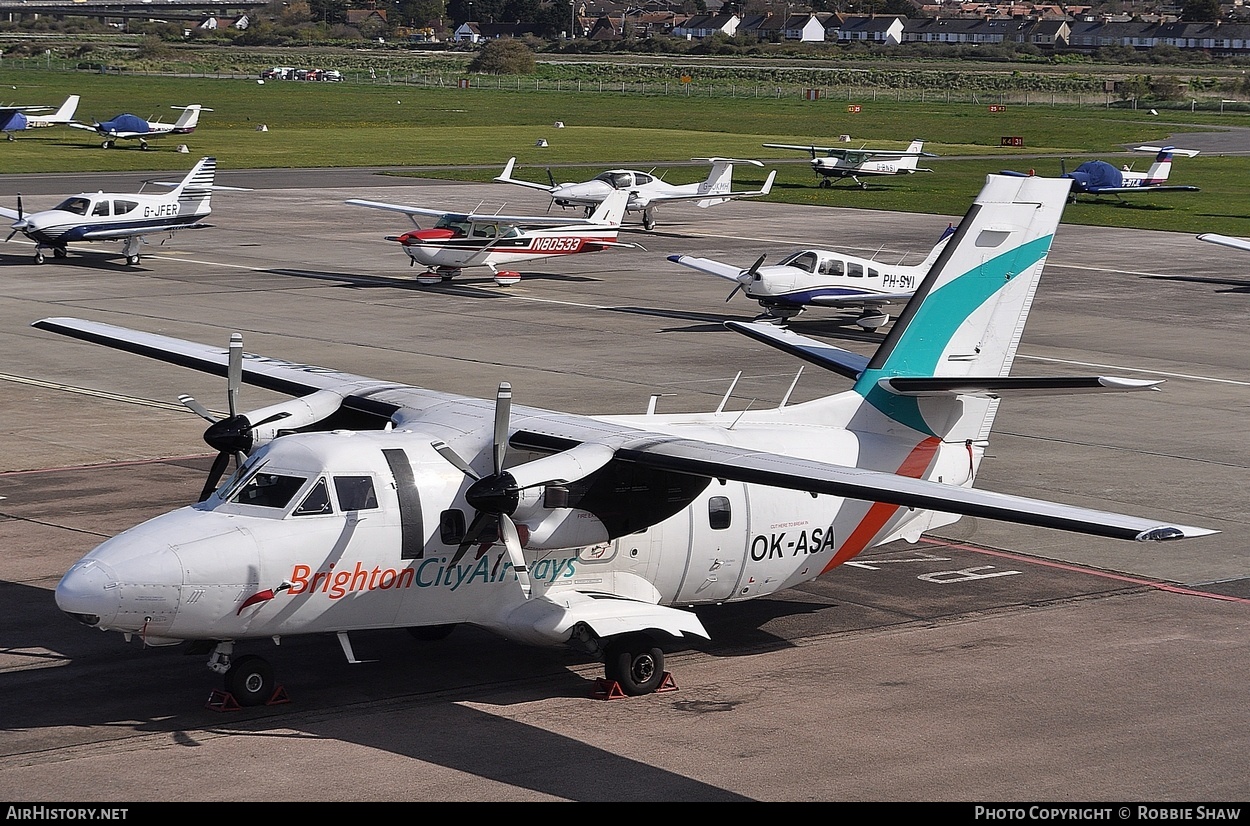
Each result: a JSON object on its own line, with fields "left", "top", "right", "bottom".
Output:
{"left": 779, "top": 367, "right": 804, "bottom": 408}
{"left": 715, "top": 371, "right": 742, "bottom": 414}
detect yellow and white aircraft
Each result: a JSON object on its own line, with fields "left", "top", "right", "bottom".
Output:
{"left": 40, "top": 175, "right": 1213, "bottom": 706}
{"left": 347, "top": 189, "right": 633, "bottom": 285}
{"left": 765, "top": 139, "right": 936, "bottom": 189}
{"left": 0, "top": 157, "right": 238, "bottom": 266}
{"left": 495, "top": 157, "right": 776, "bottom": 230}
{"left": 69, "top": 104, "right": 211, "bottom": 150}
{"left": 0, "top": 95, "right": 80, "bottom": 140}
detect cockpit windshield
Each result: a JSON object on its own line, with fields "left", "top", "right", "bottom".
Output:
{"left": 230, "top": 471, "right": 308, "bottom": 509}
{"left": 595, "top": 172, "right": 633, "bottom": 189}
{"left": 777, "top": 251, "right": 819, "bottom": 273}
{"left": 433, "top": 215, "right": 471, "bottom": 235}
{"left": 54, "top": 197, "right": 90, "bottom": 216}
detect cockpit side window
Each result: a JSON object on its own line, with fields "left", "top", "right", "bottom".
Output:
{"left": 634, "top": 173, "right": 654, "bottom": 186}
{"left": 231, "top": 471, "right": 307, "bottom": 509}
{"left": 91, "top": 200, "right": 110, "bottom": 217}
{"left": 113, "top": 200, "right": 138, "bottom": 216}
{"left": 293, "top": 478, "right": 333, "bottom": 516}
{"left": 55, "top": 197, "right": 90, "bottom": 216}
{"left": 335, "top": 476, "right": 378, "bottom": 511}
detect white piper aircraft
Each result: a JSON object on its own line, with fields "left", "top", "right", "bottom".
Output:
{"left": 347, "top": 189, "right": 633, "bottom": 285}
{"left": 41, "top": 174, "right": 1214, "bottom": 707}
{"left": 670, "top": 224, "right": 956, "bottom": 329}
{"left": 0, "top": 157, "right": 236, "bottom": 266}
{"left": 494, "top": 157, "right": 776, "bottom": 230}
{"left": 764, "top": 139, "right": 937, "bottom": 189}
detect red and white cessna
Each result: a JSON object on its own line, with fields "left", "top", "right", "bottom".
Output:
{"left": 347, "top": 189, "right": 632, "bottom": 285}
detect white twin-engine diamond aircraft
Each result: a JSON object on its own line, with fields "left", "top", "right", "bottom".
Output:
{"left": 0, "top": 157, "right": 235, "bottom": 266}
{"left": 42, "top": 175, "right": 1214, "bottom": 707}
{"left": 494, "top": 156, "right": 777, "bottom": 230}
{"left": 346, "top": 189, "right": 634, "bottom": 286}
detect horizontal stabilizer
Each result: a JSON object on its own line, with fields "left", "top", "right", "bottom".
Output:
{"left": 1197, "top": 233, "right": 1250, "bottom": 253}
{"left": 879, "top": 375, "right": 1162, "bottom": 398}
{"left": 1132, "top": 145, "right": 1200, "bottom": 157}
{"left": 725, "top": 320, "right": 868, "bottom": 380}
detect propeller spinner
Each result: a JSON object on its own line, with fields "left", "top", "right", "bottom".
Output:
{"left": 727, "top": 253, "right": 766, "bottom": 302}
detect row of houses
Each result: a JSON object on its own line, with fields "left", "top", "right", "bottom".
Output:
{"left": 455, "top": 11, "right": 1250, "bottom": 54}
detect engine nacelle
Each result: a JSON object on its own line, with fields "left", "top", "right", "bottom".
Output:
{"left": 244, "top": 388, "right": 348, "bottom": 449}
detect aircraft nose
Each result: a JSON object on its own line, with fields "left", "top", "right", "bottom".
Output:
{"left": 55, "top": 558, "right": 120, "bottom": 628}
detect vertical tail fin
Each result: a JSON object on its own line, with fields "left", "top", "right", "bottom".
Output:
{"left": 587, "top": 189, "right": 628, "bottom": 227}
{"left": 173, "top": 157, "right": 216, "bottom": 214}
{"left": 850, "top": 174, "right": 1072, "bottom": 441}
{"left": 171, "top": 104, "right": 211, "bottom": 132}
{"left": 51, "top": 95, "right": 79, "bottom": 123}
{"left": 696, "top": 159, "right": 735, "bottom": 205}
{"left": 897, "top": 140, "right": 924, "bottom": 172}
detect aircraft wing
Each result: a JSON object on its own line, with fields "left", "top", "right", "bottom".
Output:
{"left": 1084, "top": 185, "right": 1199, "bottom": 194}
{"left": 806, "top": 290, "right": 915, "bottom": 307}
{"left": 1196, "top": 233, "right": 1250, "bottom": 253}
{"left": 346, "top": 199, "right": 602, "bottom": 228}
{"left": 0, "top": 205, "right": 20, "bottom": 220}
{"left": 31, "top": 316, "right": 1215, "bottom": 544}
{"left": 667, "top": 254, "right": 746, "bottom": 283}
{"left": 78, "top": 223, "right": 210, "bottom": 240}
{"left": 764, "top": 144, "right": 936, "bottom": 159}
{"left": 67, "top": 121, "right": 100, "bottom": 133}
{"left": 643, "top": 170, "right": 776, "bottom": 205}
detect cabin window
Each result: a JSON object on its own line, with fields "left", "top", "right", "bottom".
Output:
{"left": 335, "top": 476, "right": 378, "bottom": 511}
{"left": 293, "top": 478, "right": 333, "bottom": 516}
{"left": 634, "top": 173, "right": 654, "bottom": 186}
{"left": 471, "top": 224, "right": 497, "bottom": 238}
{"left": 598, "top": 172, "right": 632, "bottom": 189}
{"left": 708, "top": 496, "right": 732, "bottom": 530}
{"left": 819, "top": 259, "right": 845, "bottom": 277}
{"left": 113, "top": 200, "right": 138, "bottom": 216}
{"left": 867, "top": 268, "right": 880, "bottom": 279}
{"left": 440, "top": 509, "right": 466, "bottom": 544}
{"left": 91, "top": 201, "right": 110, "bottom": 217}
{"left": 54, "top": 197, "right": 90, "bottom": 216}
{"left": 231, "top": 472, "right": 307, "bottom": 509}
{"left": 847, "top": 262, "right": 865, "bottom": 278}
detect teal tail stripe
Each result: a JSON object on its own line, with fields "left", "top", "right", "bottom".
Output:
{"left": 852, "top": 233, "right": 1054, "bottom": 436}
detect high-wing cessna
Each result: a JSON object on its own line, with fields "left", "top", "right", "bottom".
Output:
{"left": 494, "top": 157, "right": 776, "bottom": 230}
{"left": 1003, "top": 146, "right": 1200, "bottom": 201}
{"left": 40, "top": 175, "right": 1213, "bottom": 707}
{"left": 0, "top": 95, "right": 80, "bottom": 140}
{"left": 763, "top": 139, "right": 937, "bottom": 189}
{"left": 0, "top": 157, "right": 233, "bottom": 265}
{"left": 69, "top": 104, "right": 211, "bottom": 149}
{"left": 669, "top": 224, "right": 955, "bottom": 329}
{"left": 346, "top": 189, "right": 633, "bottom": 285}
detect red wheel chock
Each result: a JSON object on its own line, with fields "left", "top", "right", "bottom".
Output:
{"left": 591, "top": 672, "right": 678, "bottom": 700}
{"left": 205, "top": 684, "right": 290, "bottom": 712}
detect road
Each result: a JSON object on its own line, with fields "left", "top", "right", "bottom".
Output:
{"left": 0, "top": 170, "right": 1246, "bottom": 802}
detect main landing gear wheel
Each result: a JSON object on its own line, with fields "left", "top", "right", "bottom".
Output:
{"left": 642, "top": 213, "right": 656, "bottom": 231}
{"left": 223, "top": 654, "right": 275, "bottom": 706}
{"left": 102, "top": 140, "right": 113, "bottom": 149}
{"left": 604, "top": 633, "right": 665, "bottom": 696}
{"left": 126, "top": 254, "right": 140, "bottom": 266}
{"left": 53, "top": 247, "right": 67, "bottom": 259}
{"left": 818, "top": 179, "right": 831, "bottom": 189}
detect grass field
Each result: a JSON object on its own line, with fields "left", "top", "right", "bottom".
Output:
{"left": 2, "top": 69, "right": 1249, "bottom": 235}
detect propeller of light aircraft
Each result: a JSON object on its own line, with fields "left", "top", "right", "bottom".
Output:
{"left": 495, "top": 157, "right": 776, "bottom": 230}
{"left": 0, "top": 157, "right": 245, "bottom": 266}
{"left": 69, "top": 103, "right": 211, "bottom": 149}
{"left": 670, "top": 224, "right": 956, "bottom": 329}
{"left": 40, "top": 174, "right": 1214, "bottom": 707}
{"left": 763, "top": 139, "right": 937, "bottom": 189}
{"left": 346, "top": 189, "right": 636, "bottom": 285}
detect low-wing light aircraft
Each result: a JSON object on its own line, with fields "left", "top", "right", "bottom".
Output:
{"left": 346, "top": 189, "right": 633, "bottom": 285}
{"left": 1196, "top": 232, "right": 1250, "bottom": 253}
{"left": 669, "top": 224, "right": 956, "bottom": 329}
{"left": 0, "top": 156, "right": 234, "bottom": 265}
{"left": 1002, "top": 145, "right": 1199, "bottom": 201}
{"left": 763, "top": 139, "right": 937, "bottom": 189}
{"left": 69, "top": 104, "right": 211, "bottom": 149}
{"left": 0, "top": 95, "right": 80, "bottom": 140}
{"left": 40, "top": 174, "right": 1214, "bottom": 706}
{"left": 494, "top": 157, "right": 776, "bottom": 230}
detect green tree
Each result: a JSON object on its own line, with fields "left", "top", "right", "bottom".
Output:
{"left": 1181, "top": 0, "right": 1221, "bottom": 21}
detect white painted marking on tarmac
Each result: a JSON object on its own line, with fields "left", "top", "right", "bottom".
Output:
{"left": 0, "top": 373, "right": 192, "bottom": 412}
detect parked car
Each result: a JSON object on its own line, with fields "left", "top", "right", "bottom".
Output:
{"left": 261, "top": 66, "right": 295, "bottom": 80}
{"left": 322, "top": 69, "right": 343, "bottom": 82}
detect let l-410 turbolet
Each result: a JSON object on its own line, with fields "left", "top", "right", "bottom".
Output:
{"left": 42, "top": 175, "right": 1215, "bottom": 707}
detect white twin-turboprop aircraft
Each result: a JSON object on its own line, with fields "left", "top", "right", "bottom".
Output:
{"left": 669, "top": 224, "right": 956, "bottom": 329}
{"left": 764, "top": 139, "right": 937, "bottom": 189}
{"left": 41, "top": 174, "right": 1214, "bottom": 706}
{"left": 346, "top": 189, "right": 634, "bottom": 285}
{"left": 0, "top": 156, "right": 239, "bottom": 266}
{"left": 494, "top": 156, "right": 777, "bottom": 230}
{"left": 69, "top": 104, "right": 211, "bottom": 150}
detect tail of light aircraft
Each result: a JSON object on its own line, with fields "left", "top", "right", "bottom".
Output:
{"left": 171, "top": 104, "right": 210, "bottom": 132}
{"left": 173, "top": 156, "right": 217, "bottom": 215}
{"left": 898, "top": 140, "right": 926, "bottom": 173}
{"left": 694, "top": 159, "right": 738, "bottom": 206}
{"left": 48, "top": 95, "right": 79, "bottom": 124}
{"left": 1142, "top": 148, "right": 1177, "bottom": 185}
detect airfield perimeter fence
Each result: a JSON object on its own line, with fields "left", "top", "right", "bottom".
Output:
{"left": 10, "top": 57, "right": 1250, "bottom": 112}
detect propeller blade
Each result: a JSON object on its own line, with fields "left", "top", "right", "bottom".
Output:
{"left": 546, "top": 168, "right": 555, "bottom": 188}
{"left": 745, "top": 253, "right": 766, "bottom": 278}
{"left": 198, "top": 451, "right": 232, "bottom": 502}
{"left": 498, "top": 513, "right": 530, "bottom": 599}
{"left": 227, "top": 333, "right": 242, "bottom": 417}
{"left": 16, "top": 194, "right": 22, "bottom": 220}
{"left": 431, "top": 439, "right": 480, "bottom": 480}
{"left": 4, "top": 231, "right": 15, "bottom": 243}
{"left": 726, "top": 283, "right": 743, "bottom": 303}
{"left": 449, "top": 510, "right": 494, "bottom": 567}
{"left": 179, "top": 393, "right": 219, "bottom": 423}
{"left": 493, "top": 382, "right": 511, "bottom": 477}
